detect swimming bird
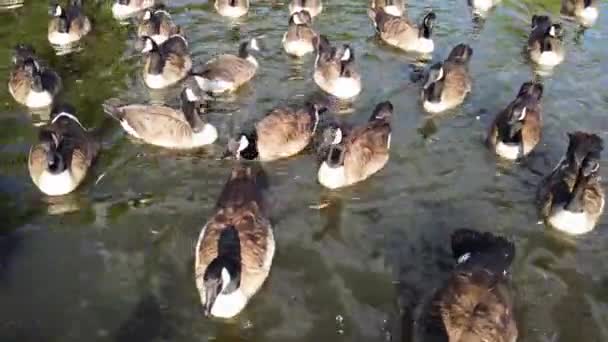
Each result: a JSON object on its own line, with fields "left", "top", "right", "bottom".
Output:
{"left": 528, "top": 15, "right": 565, "bottom": 67}
{"left": 317, "top": 101, "right": 392, "bottom": 189}
{"left": 112, "top": 0, "right": 154, "bottom": 19}
{"left": 102, "top": 87, "right": 217, "bottom": 149}
{"left": 141, "top": 34, "right": 192, "bottom": 89}
{"left": 313, "top": 35, "right": 362, "bottom": 99}
{"left": 283, "top": 10, "right": 317, "bottom": 57}
{"left": 369, "top": 0, "right": 406, "bottom": 17}
{"left": 223, "top": 102, "right": 326, "bottom": 161}
{"left": 8, "top": 45, "right": 62, "bottom": 108}
{"left": 422, "top": 44, "right": 473, "bottom": 113}
{"left": 195, "top": 164, "right": 274, "bottom": 318}
{"left": 191, "top": 38, "right": 259, "bottom": 95}
{"left": 469, "top": 0, "right": 501, "bottom": 15}
{"left": 48, "top": 0, "right": 91, "bottom": 46}
{"left": 29, "top": 105, "right": 99, "bottom": 196}
{"left": 537, "top": 132, "right": 604, "bottom": 235}
{"left": 487, "top": 82, "right": 543, "bottom": 160}
{"left": 215, "top": 0, "right": 249, "bottom": 18}
{"left": 138, "top": 6, "right": 181, "bottom": 44}
{"left": 289, "top": 0, "right": 322, "bottom": 18}
{"left": 561, "top": 0, "right": 599, "bottom": 27}
{"left": 426, "top": 229, "right": 518, "bottom": 342}
{"left": 368, "top": 9, "right": 436, "bottom": 54}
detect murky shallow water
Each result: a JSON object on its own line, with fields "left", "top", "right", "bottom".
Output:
{"left": 1, "top": 0, "right": 608, "bottom": 341}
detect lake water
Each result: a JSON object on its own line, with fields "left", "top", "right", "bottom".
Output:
{"left": 1, "top": 0, "right": 607, "bottom": 341}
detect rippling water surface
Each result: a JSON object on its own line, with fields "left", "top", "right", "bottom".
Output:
{"left": 1, "top": 0, "right": 607, "bottom": 341}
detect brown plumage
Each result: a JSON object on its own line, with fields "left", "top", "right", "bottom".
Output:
{"left": 112, "top": 0, "right": 155, "bottom": 19}
{"left": 283, "top": 10, "right": 317, "bottom": 57}
{"left": 561, "top": 0, "right": 599, "bottom": 26}
{"left": 215, "top": 0, "right": 249, "bottom": 18}
{"left": 194, "top": 165, "right": 274, "bottom": 318}
{"left": 48, "top": 0, "right": 91, "bottom": 45}
{"left": 142, "top": 35, "right": 192, "bottom": 89}
{"left": 137, "top": 6, "right": 181, "bottom": 44}
{"left": 487, "top": 82, "right": 543, "bottom": 160}
{"left": 537, "top": 132, "right": 604, "bottom": 235}
{"left": 8, "top": 45, "right": 62, "bottom": 108}
{"left": 313, "top": 35, "right": 362, "bottom": 99}
{"left": 426, "top": 229, "right": 518, "bottom": 342}
{"left": 368, "top": 9, "right": 436, "bottom": 53}
{"left": 289, "top": 0, "right": 322, "bottom": 18}
{"left": 527, "top": 15, "right": 565, "bottom": 67}
{"left": 369, "top": 0, "right": 406, "bottom": 17}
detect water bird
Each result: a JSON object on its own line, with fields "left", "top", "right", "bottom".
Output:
{"left": 313, "top": 35, "right": 362, "bottom": 99}
{"left": 283, "top": 10, "right": 317, "bottom": 57}
{"left": 215, "top": 0, "right": 249, "bottom": 18}
{"left": 528, "top": 15, "right": 565, "bottom": 67}
{"left": 289, "top": 0, "right": 322, "bottom": 18}
{"left": 140, "top": 34, "right": 192, "bottom": 89}
{"left": 368, "top": 8, "right": 436, "bottom": 54}
{"left": 48, "top": 0, "right": 91, "bottom": 46}
{"left": 369, "top": 0, "right": 406, "bottom": 17}
{"left": 112, "top": 0, "right": 154, "bottom": 19}
{"left": 137, "top": 5, "right": 181, "bottom": 44}
{"left": 561, "top": 0, "right": 599, "bottom": 27}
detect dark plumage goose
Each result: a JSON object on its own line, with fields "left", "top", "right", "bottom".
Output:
{"left": 561, "top": 0, "right": 598, "bottom": 27}
{"left": 289, "top": 0, "right": 322, "bottom": 18}
{"left": 528, "top": 15, "right": 565, "bottom": 67}
{"left": 317, "top": 101, "right": 392, "bottom": 189}
{"left": 215, "top": 0, "right": 249, "bottom": 18}
{"left": 191, "top": 38, "right": 259, "bottom": 95}
{"left": 487, "top": 82, "right": 543, "bottom": 160}
{"left": 223, "top": 102, "right": 326, "bottom": 161}
{"left": 48, "top": 0, "right": 91, "bottom": 46}
{"left": 141, "top": 34, "right": 192, "bottom": 89}
{"left": 103, "top": 87, "right": 218, "bottom": 149}
{"left": 537, "top": 132, "right": 604, "bottom": 235}
{"left": 28, "top": 105, "right": 99, "bottom": 196}
{"left": 112, "top": 0, "right": 154, "bottom": 19}
{"left": 313, "top": 35, "right": 362, "bottom": 99}
{"left": 426, "top": 229, "right": 518, "bottom": 342}
{"left": 422, "top": 44, "right": 473, "bottom": 113}
{"left": 8, "top": 45, "right": 62, "bottom": 108}
{"left": 283, "top": 10, "right": 317, "bottom": 57}
{"left": 137, "top": 6, "right": 181, "bottom": 44}
{"left": 368, "top": 8, "right": 436, "bottom": 54}
{"left": 370, "top": 0, "right": 406, "bottom": 17}
{"left": 195, "top": 164, "right": 274, "bottom": 318}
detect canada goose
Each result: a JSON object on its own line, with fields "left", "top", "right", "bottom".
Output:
{"left": 469, "top": 0, "right": 501, "bottom": 14}
{"left": 8, "top": 45, "right": 62, "bottom": 108}
{"left": 141, "top": 34, "right": 192, "bottom": 89}
{"left": 426, "top": 229, "right": 517, "bottom": 342}
{"left": 370, "top": 0, "right": 406, "bottom": 17}
{"left": 138, "top": 6, "right": 181, "bottom": 44}
{"left": 317, "top": 101, "right": 392, "bottom": 189}
{"left": 561, "top": 0, "right": 599, "bottom": 27}
{"left": 528, "top": 15, "right": 565, "bottom": 67}
{"left": 223, "top": 102, "right": 326, "bottom": 161}
{"left": 48, "top": 0, "right": 91, "bottom": 46}
{"left": 487, "top": 82, "right": 543, "bottom": 160}
{"left": 103, "top": 87, "right": 217, "bottom": 149}
{"left": 29, "top": 105, "right": 99, "bottom": 196}
{"left": 215, "top": 0, "right": 249, "bottom": 18}
{"left": 111, "top": 0, "right": 154, "bottom": 19}
{"left": 191, "top": 39, "right": 259, "bottom": 95}
{"left": 313, "top": 35, "right": 362, "bottom": 99}
{"left": 289, "top": 0, "right": 322, "bottom": 18}
{"left": 195, "top": 164, "right": 274, "bottom": 318}
{"left": 537, "top": 132, "right": 604, "bottom": 235}
{"left": 368, "top": 9, "right": 436, "bottom": 54}
{"left": 422, "top": 44, "right": 473, "bottom": 113}
{"left": 283, "top": 11, "right": 317, "bottom": 57}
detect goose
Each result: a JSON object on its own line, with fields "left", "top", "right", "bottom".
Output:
{"left": 8, "top": 45, "right": 62, "bottom": 108}
{"left": 368, "top": 8, "right": 436, "bottom": 54}
{"left": 537, "top": 132, "right": 604, "bottom": 235}
{"left": 112, "top": 0, "right": 155, "bottom": 19}
{"left": 215, "top": 0, "right": 249, "bottom": 18}
{"left": 48, "top": 0, "right": 91, "bottom": 46}
{"left": 223, "top": 102, "right": 326, "bottom": 161}
{"left": 422, "top": 43, "right": 473, "bottom": 113}
{"left": 289, "top": 0, "right": 322, "bottom": 18}
{"left": 283, "top": 10, "right": 317, "bottom": 57}
{"left": 138, "top": 6, "right": 181, "bottom": 44}
{"left": 194, "top": 164, "right": 274, "bottom": 318}
{"left": 317, "top": 101, "right": 392, "bottom": 189}
{"left": 102, "top": 87, "right": 218, "bottom": 149}
{"left": 426, "top": 229, "right": 518, "bottom": 342}
{"left": 487, "top": 82, "right": 543, "bottom": 160}
{"left": 141, "top": 34, "right": 192, "bottom": 89}
{"left": 561, "top": 0, "right": 598, "bottom": 27}
{"left": 191, "top": 38, "right": 259, "bottom": 95}
{"left": 528, "top": 15, "right": 565, "bottom": 67}
{"left": 28, "top": 105, "right": 99, "bottom": 196}
{"left": 469, "top": 0, "right": 501, "bottom": 14}
{"left": 313, "top": 35, "right": 362, "bottom": 99}
{"left": 369, "top": 0, "right": 406, "bottom": 17}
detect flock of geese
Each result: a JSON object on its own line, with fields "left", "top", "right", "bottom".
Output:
{"left": 5, "top": 0, "right": 604, "bottom": 339}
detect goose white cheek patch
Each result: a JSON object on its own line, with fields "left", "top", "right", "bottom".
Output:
{"left": 332, "top": 128, "right": 343, "bottom": 145}
{"left": 54, "top": 5, "right": 62, "bottom": 17}
{"left": 250, "top": 39, "right": 260, "bottom": 52}
{"left": 142, "top": 39, "right": 154, "bottom": 53}
{"left": 341, "top": 48, "right": 351, "bottom": 61}
{"left": 238, "top": 135, "right": 249, "bottom": 152}
{"left": 185, "top": 88, "right": 199, "bottom": 102}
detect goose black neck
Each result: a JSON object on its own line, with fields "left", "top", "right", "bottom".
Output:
{"left": 565, "top": 172, "right": 589, "bottom": 212}
{"left": 425, "top": 81, "right": 443, "bottom": 103}
{"left": 240, "top": 131, "right": 259, "bottom": 160}
{"left": 147, "top": 52, "right": 165, "bottom": 75}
